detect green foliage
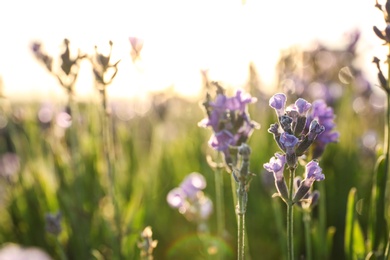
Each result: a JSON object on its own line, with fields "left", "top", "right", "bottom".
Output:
{"left": 345, "top": 188, "right": 365, "bottom": 260}
{"left": 0, "top": 85, "right": 384, "bottom": 259}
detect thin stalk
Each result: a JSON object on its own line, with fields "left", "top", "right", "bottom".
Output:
{"left": 382, "top": 45, "right": 390, "bottom": 252}
{"left": 287, "top": 167, "right": 295, "bottom": 260}
{"left": 101, "top": 96, "right": 122, "bottom": 259}
{"left": 303, "top": 210, "right": 312, "bottom": 260}
{"left": 237, "top": 184, "right": 246, "bottom": 260}
{"left": 214, "top": 152, "right": 225, "bottom": 259}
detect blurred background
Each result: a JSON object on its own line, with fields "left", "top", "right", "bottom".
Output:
{"left": 0, "top": 0, "right": 387, "bottom": 259}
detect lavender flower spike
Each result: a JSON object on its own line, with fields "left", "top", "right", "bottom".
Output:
{"left": 269, "top": 93, "right": 287, "bottom": 117}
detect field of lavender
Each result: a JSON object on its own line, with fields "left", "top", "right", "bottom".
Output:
{"left": 1, "top": 3, "right": 390, "bottom": 260}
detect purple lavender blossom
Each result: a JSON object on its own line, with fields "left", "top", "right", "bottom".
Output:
{"left": 294, "top": 98, "right": 311, "bottom": 115}
{"left": 263, "top": 153, "right": 289, "bottom": 200}
{"left": 279, "top": 132, "right": 299, "bottom": 153}
{"left": 305, "top": 160, "right": 325, "bottom": 181}
{"left": 263, "top": 153, "right": 286, "bottom": 181}
{"left": 166, "top": 188, "right": 187, "bottom": 208}
{"left": 292, "top": 161, "right": 324, "bottom": 203}
{"left": 199, "top": 88, "right": 258, "bottom": 163}
{"left": 180, "top": 172, "right": 206, "bottom": 198}
{"left": 269, "top": 93, "right": 287, "bottom": 117}
{"left": 306, "top": 99, "right": 339, "bottom": 158}
{"left": 208, "top": 130, "right": 235, "bottom": 152}
{"left": 167, "top": 173, "right": 213, "bottom": 222}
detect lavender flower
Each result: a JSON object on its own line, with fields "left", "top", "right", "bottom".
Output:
{"left": 279, "top": 132, "right": 299, "bottom": 152}
{"left": 180, "top": 172, "right": 206, "bottom": 199}
{"left": 269, "top": 93, "right": 287, "bottom": 117}
{"left": 306, "top": 99, "right": 339, "bottom": 158}
{"left": 199, "top": 85, "right": 258, "bottom": 166}
{"left": 263, "top": 153, "right": 289, "bottom": 201}
{"left": 293, "top": 160, "right": 324, "bottom": 203}
{"left": 280, "top": 132, "right": 299, "bottom": 167}
{"left": 167, "top": 173, "right": 213, "bottom": 222}
{"left": 295, "top": 98, "right": 312, "bottom": 115}
{"left": 166, "top": 188, "right": 187, "bottom": 209}
{"left": 293, "top": 177, "right": 320, "bottom": 209}
{"left": 305, "top": 160, "right": 325, "bottom": 181}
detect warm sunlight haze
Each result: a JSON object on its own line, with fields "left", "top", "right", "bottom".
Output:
{"left": 0, "top": 0, "right": 383, "bottom": 102}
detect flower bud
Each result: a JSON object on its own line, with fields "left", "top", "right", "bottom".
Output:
{"left": 275, "top": 178, "right": 289, "bottom": 202}
{"left": 280, "top": 115, "right": 293, "bottom": 134}
{"left": 292, "top": 178, "right": 313, "bottom": 203}
{"left": 373, "top": 26, "right": 386, "bottom": 41}
{"left": 294, "top": 116, "right": 307, "bottom": 136}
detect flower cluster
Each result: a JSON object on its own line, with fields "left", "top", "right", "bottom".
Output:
{"left": 198, "top": 83, "right": 259, "bottom": 167}
{"left": 167, "top": 173, "right": 213, "bottom": 223}
{"left": 264, "top": 93, "right": 330, "bottom": 203}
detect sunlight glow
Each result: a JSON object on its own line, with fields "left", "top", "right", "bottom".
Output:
{"left": 0, "top": 0, "right": 381, "bottom": 101}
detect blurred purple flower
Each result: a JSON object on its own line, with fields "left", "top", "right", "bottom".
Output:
{"left": 0, "top": 153, "right": 20, "bottom": 179}
{"left": 180, "top": 172, "right": 206, "bottom": 198}
{"left": 56, "top": 111, "right": 72, "bottom": 129}
{"left": 306, "top": 99, "right": 339, "bottom": 158}
{"left": 167, "top": 172, "right": 213, "bottom": 222}
{"left": 167, "top": 188, "right": 187, "bottom": 208}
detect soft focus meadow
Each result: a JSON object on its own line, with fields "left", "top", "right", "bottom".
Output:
{"left": 2, "top": 3, "right": 390, "bottom": 260}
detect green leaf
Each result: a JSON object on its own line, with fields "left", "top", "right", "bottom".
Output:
{"left": 345, "top": 187, "right": 365, "bottom": 260}
{"left": 368, "top": 155, "right": 388, "bottom": 253}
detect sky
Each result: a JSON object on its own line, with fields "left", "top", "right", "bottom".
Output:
{"left": 0, "top": 0, "right": 385, "bottom": 102}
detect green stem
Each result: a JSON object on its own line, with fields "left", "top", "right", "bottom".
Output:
{"left": 237, "top": 184, "right": 246, "bottom": 260}
{"left": 101, "top": 99, "right": 122, "bottom": 259}
{"left": 287, "top": 167, "right": 295, "bottom": 260}
{"left": 214, "top": 153, "right": 225, "bottom": 259}
{"left": 303, "top": 210, "right": 312, "bottom": 260}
